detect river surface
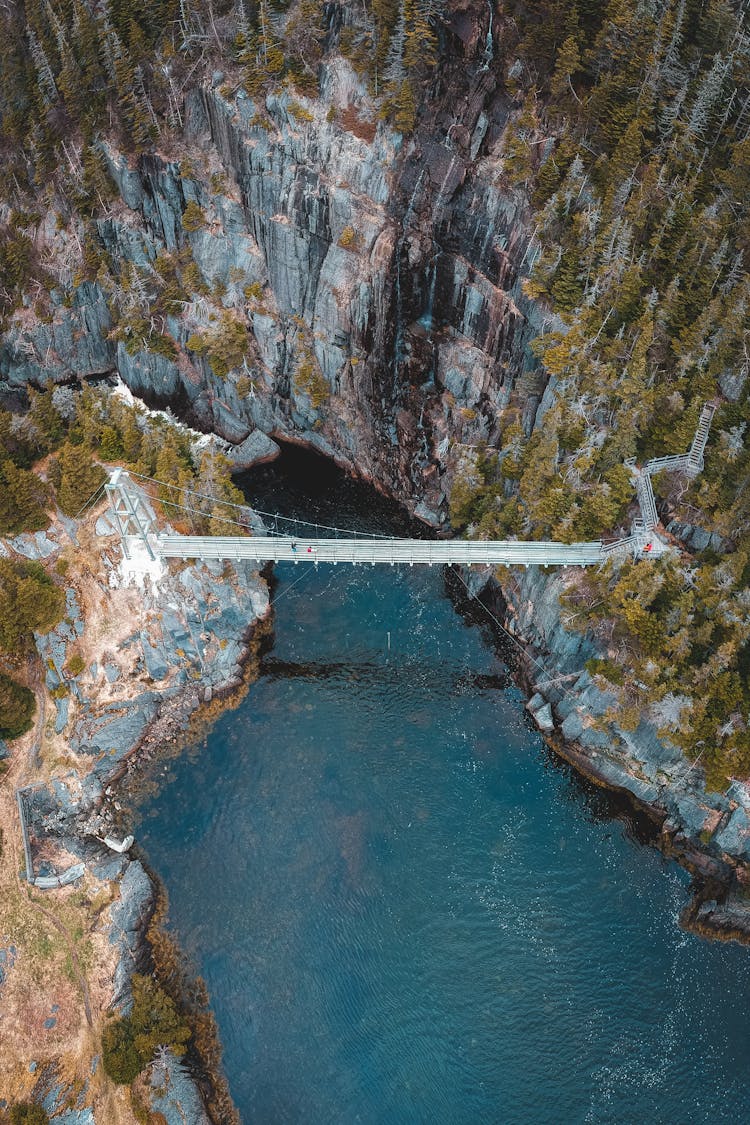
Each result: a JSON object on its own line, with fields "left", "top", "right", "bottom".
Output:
{"left": 133, "top": 448, "right": 750, "bottom": 1124}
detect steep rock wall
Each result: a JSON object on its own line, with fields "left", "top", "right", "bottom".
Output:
{"left": 0, "top": 5, "right": 549, "bottom": 522}
{"left": 1, "top": 1, "right": 748, "bottom": 919}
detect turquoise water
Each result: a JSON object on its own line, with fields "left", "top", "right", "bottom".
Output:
{"left": 133, "top": 452, "right": 750, "bottom": 1124}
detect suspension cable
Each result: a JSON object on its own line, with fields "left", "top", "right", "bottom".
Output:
{"left": 73, "top": 481, "right": 108, "bottom": 522}
{"left": 449, "top": 565, "right": 582, "bottom": 708}
{"left": 155, "top": 496, "right": 255, "bottom": 532}
{"left": 127, "top": 470, "right": 400, "bottom": 540}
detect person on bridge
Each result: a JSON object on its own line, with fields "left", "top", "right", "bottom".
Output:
{"left": 307, "top": 545, "right": 316, "bottom": 555}
{"left": 291, "top": 542, "right": 297, "bottom": 552}
{"left": 644, "top": 541, "right": 653, "bottom": 553}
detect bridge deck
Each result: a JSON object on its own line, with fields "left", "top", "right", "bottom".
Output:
{"left": 152, "top": 534, "right": 608, "bottom": 567}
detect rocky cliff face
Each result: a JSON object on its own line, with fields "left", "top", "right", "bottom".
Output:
{"left": 464, "top": 563, "right": 750, "bottom": 928}
{"left": 0, "top": 2, "right": 549, "bottom": 522}
{"left": 2, "top": 1, "right": 749, "bottom": 920}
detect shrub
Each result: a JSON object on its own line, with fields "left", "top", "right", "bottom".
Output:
{"left": 102, "top": 1018, "right": 142, "bottom": 1084}
{"left": 338, "top": 226, "right": 358, "bottom": 250}
{"left": 187, "top": 313, "right": 247, "bottom": 378}
{"left": 182, "top": 261, "right": 208, "bottom": 295}
{"left": 101, "top": 974, "right": 190, "bottom": 1085}
{"left": 288, "top": 100, "right": 314, "bottom": 123}
{"left": 66, "top": 653, "right": 86, "bottom": 677}
{"left": 244, "top": 281, "right": 263, "bottom": 302}
{"left": 294, "top": 353, "right": 329, "bottom": 407}
{"left": 10, "top": 1104, "right": 50, "bottom": 1125}
{"left": 585, "top": 657, "right": 625, "bottom": 686}
{"left": 181, "top": 201, "right": 206, "bottom": 232}
{"left": 0, "top": 673, "right": 35, "bottom": 739}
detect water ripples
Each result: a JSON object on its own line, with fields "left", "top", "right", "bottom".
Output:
{"left": 133, "top": 552, "right": 750, "bottom": 1124}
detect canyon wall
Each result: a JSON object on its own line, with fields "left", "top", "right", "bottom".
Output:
{"left": 2, "top": 0, "right": 749, "bottom": 915}
{"left": 0, "top": 4, "right": 551, "bottom": 524}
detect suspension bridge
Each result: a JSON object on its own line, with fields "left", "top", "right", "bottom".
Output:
{"left": 100, "top": 404, "right": 716, "bottom": 569}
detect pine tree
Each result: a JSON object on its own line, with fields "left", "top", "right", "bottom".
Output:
{"left": 0, "top": 558, "right": 65, "bottom": 651}
{"left": 55, "top": 442, "right": 107, "bottom": 516}
{"left": 551, "top": 247, "right": 584, "bottom": 311}
{"left": 550, "top": 35, "right": 580, "bottom": 102}
{"left": 0, "top": 672, "right": 36, "bottom": 739}
{"left": 0, "top": 460, "right": 49, "bottom": 535}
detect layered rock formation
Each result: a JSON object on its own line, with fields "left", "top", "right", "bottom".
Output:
{"left": 0, "top": 3, "right": 546, "bottom": 526}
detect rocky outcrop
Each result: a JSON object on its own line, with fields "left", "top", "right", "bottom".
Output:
{"left": 1, "top": 0, "right": 747, "bottom": 934}
{"left": 108, "top": 858, "right": 155, "bottom": 1011}
{"left": 149, "top": 1050, "right": 211, "bottom": 1125}
{"left": 468, "top": 563, "right": 750, "bottom": 922}
{"left": 0, "top": 3, "right": 549, "bottom": 527}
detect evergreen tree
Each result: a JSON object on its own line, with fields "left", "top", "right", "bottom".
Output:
{"left": 0, "top": 558, "right": 65, "bottom": 651}
{"left": 0, "top": 672, "right": 36, "bottom": 740}
{"left": 55, "top": 441, "right": 107, "bottom": 516}
{"left": 0, "top": 460, "right": 49, "bottom": 535}
{"left": 550, "top": 35, "right": 581, "bottom": 102}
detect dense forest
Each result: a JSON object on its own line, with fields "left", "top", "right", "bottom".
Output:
{"left": 0, "top": 0, "right": 748, "bottom": 784}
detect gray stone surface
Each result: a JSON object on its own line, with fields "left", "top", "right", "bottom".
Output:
{"left": 54, "top": 696, "right": 70, "bottom": 734}
{"left": 560, "top": 711, "right": 584, "bottom": 741}
{"left": 532, "top": 702, "right": 554, "bottom": 733}
{"left": 9, "top": 530, "right": 58, "bottom": 559}
{"left": 96, "top": 514, "right": 116, "bottom": 537}
{"left": 666, "top": 520, "right": 727, "bottom": 555}
{"left": 227, "top": 429, "right": 281, "bottom": 469}
{"left": 150, "top": 1051, "right": 211, "bottom": 1125}
{"left": 109, "top": 860, "right": 154, "bottom": 1011}
{"left": 526, "top": 692, "right": 545, "bottom": 715}
{"left": 715, "top": 807, "right": 750, "bottom": 858}
{"left": 140, "top": 630, "right": 169, "bottom": 681}
{"left": 104, "top": 662, "right": 121, "bottom": 683}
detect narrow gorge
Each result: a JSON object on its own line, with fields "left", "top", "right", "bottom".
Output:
{"left": 1, "top": 0, "right": 750, "bottom": 1119}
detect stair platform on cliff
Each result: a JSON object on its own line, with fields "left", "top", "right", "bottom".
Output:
{"left": 641, "top": 402, "right": 716, "bottom": 478}
{"left": 633, "top": 470, "right": 659, "bottom": 530}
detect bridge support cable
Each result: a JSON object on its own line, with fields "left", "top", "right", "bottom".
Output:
{"left": 102, "top": 404, "right": 717, "bottom": 571}
{"left": 101, "top": 469, "right": 656, "bottom": 567}
{"left": 124, "top": 469, "right": 394, "bottom": 541}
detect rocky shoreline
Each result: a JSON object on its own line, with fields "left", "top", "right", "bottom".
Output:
{"left": 0, "top": 499, "right": 270, "bottom": 1121}
{"left": 4, "top": 465, "right": 750, "bottom": 1120}
{"left": 464, "top": 565, "right": 750, "bottom": 943}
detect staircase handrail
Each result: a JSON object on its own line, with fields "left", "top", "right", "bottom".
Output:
{"left": 643, "top": 454, "right": 691, "bottom": 474}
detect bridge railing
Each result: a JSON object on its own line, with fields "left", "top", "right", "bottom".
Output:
{"left": 150, "top": 533, "right": 608, "bottom": 567}
{"left": 642, "top": 454, "right": 691, "bottom": 475}
{"left": 600, "top": 534, "right": 644, "bottom": 557}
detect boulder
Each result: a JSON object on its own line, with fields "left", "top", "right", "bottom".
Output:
{"left": 532, "top": 702, "right": 554, "bottom": 733}
{"left": 227, "top": 429, "right": 281, "bottom": 470}
{"left": 715, "top": 807, "right": 750, "bottom": 859}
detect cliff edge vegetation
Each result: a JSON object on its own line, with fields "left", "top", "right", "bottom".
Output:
{"left": 0, "top": 0, "right": 748, "bottom": 833}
